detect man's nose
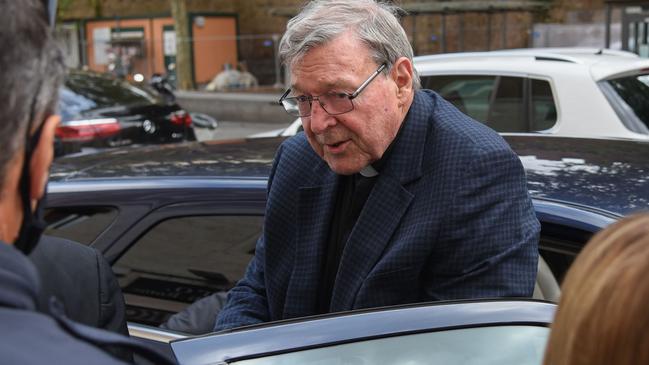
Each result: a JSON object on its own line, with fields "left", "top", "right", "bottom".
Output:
{"left": 309, "top": 100, "right": 336, "bottom": 134}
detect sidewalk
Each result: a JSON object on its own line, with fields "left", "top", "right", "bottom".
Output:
{"left": 176, "top": 90, "right": 292, "bottom": 125}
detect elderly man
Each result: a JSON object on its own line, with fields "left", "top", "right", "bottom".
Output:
{"left": 215, "top": 0, "right": 539, "bottom": 331}
{"left": 0, "top": 1, "right": 174, "bottom": 363}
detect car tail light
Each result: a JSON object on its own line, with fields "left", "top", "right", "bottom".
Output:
{"left": 56, "top": 118, "right": 121, "bottom": 142}
{"left": 170, "top": 110, "right": 192, "bottom": 127}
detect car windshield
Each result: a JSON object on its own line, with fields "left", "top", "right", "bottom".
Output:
{"left": 230, "top": 325, "right": 549, "bottom": 365}
{"left": 601, "top": 73, "right": 649, "bottom": 134}
{"left": 60, "top": 72, "right": 160, "bottom": 119}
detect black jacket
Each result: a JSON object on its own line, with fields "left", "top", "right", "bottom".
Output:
{"left": 0, "top": 240, "right": 176, "bottom": 364}
{"left": 30, "top": 236, "right": 128, "bottom": 336}
{"left": 0, "top": 241, "right": 129, "bottom": 364}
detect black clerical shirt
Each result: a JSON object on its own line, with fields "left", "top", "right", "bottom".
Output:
{"left": 316, "top": 171, "right": 377, "bottom": 313}
{"left": 316, "top": 118, "right": 406, "bottom": 313}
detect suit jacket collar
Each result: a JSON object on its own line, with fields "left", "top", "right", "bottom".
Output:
{"left": 381, "top": 90, "right": 434, "bottom": 185}
{"left": 287, "top": 90, "right": 434, "bottom": 315}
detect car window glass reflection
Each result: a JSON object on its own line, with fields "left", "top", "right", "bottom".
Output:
{"left": 44, "top": 206, "right": 118, "bottom": 245}
{"left": 114, "top": 215, "right": 263, "bottom": 326}
{"left": 232, "top": 326, "right": 549, "bottom": 365}
{"left": 422, "top": 75, "right": 495, "bottom": 122}
{"left": 606, "top": 73, "right": 649, "bottom": 131}
{"left": 531, "top": 79, "right": 557, "bottom": 131}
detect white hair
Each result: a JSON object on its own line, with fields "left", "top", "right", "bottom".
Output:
{"left": 279, "top": 0, "right": 420, "bottom": 89}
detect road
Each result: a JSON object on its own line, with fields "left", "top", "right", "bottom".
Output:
{"left": 194, "top": 120, "right": 286, "bottom": 141}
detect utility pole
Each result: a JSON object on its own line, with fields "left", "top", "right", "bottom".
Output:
{"left": 170, "top": 0, "right": 194, "bottom": 90}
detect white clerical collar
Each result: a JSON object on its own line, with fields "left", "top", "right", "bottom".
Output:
{"left": 359, "top": 165, "right": 379, "bottom": 177}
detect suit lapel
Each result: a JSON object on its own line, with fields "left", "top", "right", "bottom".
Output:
{"left": 282, "top": 171, "right": 338, "bottom": 319}
{"left": 330, "top": 91, "right": 434, "bottom": 311}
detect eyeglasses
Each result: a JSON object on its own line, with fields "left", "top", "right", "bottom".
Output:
{"left": 279, "top": 63, "right": 387, "bottom": 117}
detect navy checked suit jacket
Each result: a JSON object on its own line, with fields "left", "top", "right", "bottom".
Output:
{"left": 215, "top": 90, "right": 540, "bottom": 331}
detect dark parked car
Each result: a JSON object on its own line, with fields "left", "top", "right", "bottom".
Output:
{"left": 55, "top": 70, "right": 195, "bottom": 155}
{"left": 45, "top": 134, "right": 647, "bottom": 359}
{"left": 172, "top": 299, "right": 554, "bottom": 365}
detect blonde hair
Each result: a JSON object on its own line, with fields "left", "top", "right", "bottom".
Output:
{"left": 544, "top": 213, "right": 649, "bottom": 365}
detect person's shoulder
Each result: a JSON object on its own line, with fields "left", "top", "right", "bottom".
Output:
{"left": 268, "top": 132, "right": 331, "bottom": 191}
{"left": 30, "top": 236, "right": 100, "bottom": 277}
{"left": 275, "top": 132, "right": 324, "bottom": 170}
{"left": 280, "top": 132, "right": 313, "bottom": 155}
{"left": 32, "top": 236, "right": 96, "bottom": 260}
{"left": 0, "top": 307, "right": 126, "bottom": 364}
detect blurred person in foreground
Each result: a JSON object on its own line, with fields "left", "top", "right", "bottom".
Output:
{"left": 0, "top": 1, "right": 174, "bottom": 363}
{"left": 214, "top": 0, "right": 539, "bottom": 331}
{"left": 544, "top": 213, "right": 649, "bottom": 365}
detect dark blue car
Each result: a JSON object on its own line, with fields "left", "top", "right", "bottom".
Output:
{"left": 46, "top": 134, "right": 648, "bottom": 363}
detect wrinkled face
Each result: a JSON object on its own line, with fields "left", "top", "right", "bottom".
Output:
{"left": 290, "top": 33, "right": 404, "bottom": 175}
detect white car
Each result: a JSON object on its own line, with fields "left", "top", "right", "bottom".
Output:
{"left": 415, "top": 48, "right": 649, "bottom": 140}
{"left": 248, "top": 117, "right": 303, "bottom": 138}
{"left": 265, "top": 48, "right": 649, "bottom": 140}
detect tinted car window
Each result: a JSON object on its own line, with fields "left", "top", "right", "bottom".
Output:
{"left": 489, "top": 76, "right": 526, "bottom": 132}
{"left": 422, "top": 75, "right": 558, "bottom": 133}
{"left": 531, "top": 79, "right": 557, "bottom": 131}
{"left": 44, "top": 206, "right": 118, "bottom": 245}
{"left": 61, "top": 72, "right": 160, "bottom": 119}
{"left": 603, "top": 74, "right": 649, "bottom": 132}
{"left": 233, "top": 325, "right": 549, "bottom": 365}
{"left": 422, "top": 75, "right": 495, "bottom": 121}
{"left": 115, "top": 215, "right": 263, "bottom": 325}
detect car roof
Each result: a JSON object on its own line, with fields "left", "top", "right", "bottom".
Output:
{"left": 50, "top": 135, "right": 649, "bottom": 217}
{"left": 414, "top": 48, "right": 649, "bottom": 81}
{"left": 171, "top": 299, "right": 554, "bottom": 365}
{"left": 50, "top": 137, "right": 283, "bottom": 182}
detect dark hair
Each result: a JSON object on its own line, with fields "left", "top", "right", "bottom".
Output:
{"left": 0, "top": 0, "right": 64, "bottom": 189}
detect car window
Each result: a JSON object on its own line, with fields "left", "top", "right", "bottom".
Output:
{"left": 232, "top": 325, "right": 549, "bottom": 365}
{"left": 422, "top": 75, "right": 495, "bottom": 122}
{"left": 602, "top": 73, "right": 649, "bottom": 133}
{"left": 114, "top": 215, "right": 263, "bottom": 326}
{"left": 489, "top": 76, "right": 526, "bottom": 132}
{"left": 531, "top": 79, "right": 557, "bottom": 131}
{"left": 44, "top": 206, "right": 118, "bottom": 245}
{"left": 423, "top": 75, "right": 558, "bottom": 134}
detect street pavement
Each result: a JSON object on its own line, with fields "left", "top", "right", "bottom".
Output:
{"left": 194, "top": 120, "right": 286, "bottom": 141}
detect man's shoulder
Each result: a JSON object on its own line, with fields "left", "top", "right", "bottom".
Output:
{"left": 0, "top": 307, "right": 126, "bottom": 364}
{"left": 31, "top": 236, "right": 98, "bottom": 269}
{"left": 274, "top": 132, "right": 327, "bottom": 176}
{"left": 280, "top": 132, "right": 314, "bottom": 156}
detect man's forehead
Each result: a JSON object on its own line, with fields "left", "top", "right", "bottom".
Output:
{"left": 290, "top": 63, "right": 364, "bottom": 94}
{"left": 290, "top": 77, "right": 350, "bottom": 94}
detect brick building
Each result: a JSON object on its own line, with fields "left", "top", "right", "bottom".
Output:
{"left": 56, "top": 0, "right": 618, "bottom": 86}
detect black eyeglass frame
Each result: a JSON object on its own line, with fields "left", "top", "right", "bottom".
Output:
{"left": 279, "top": 63, "right": 387, "bottom": 117}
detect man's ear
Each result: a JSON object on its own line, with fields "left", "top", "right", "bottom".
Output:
{"left": 391, "top": 57, "right": 414, "bottom": 102}
{"left": 29, "top": 115, "right": 60, "bottom": 202}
